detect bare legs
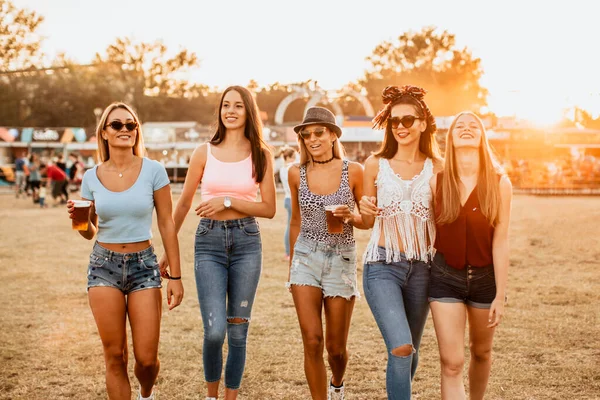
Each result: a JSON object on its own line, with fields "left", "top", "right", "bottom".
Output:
{"left": 88, "top": 287, "right": 162, "bottom": 400}
{"left": 430, "top": 302, "right": 496, "bottom": 400}
{"left": 292, "top": 285, "right": 355, "bottom": 400}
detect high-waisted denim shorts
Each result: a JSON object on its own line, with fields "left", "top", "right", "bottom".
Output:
{"left": 428, "top": 252, "right": 496, "bottom": 309}
{"left": 87, "top": 242, "right": 162, "bottom": 294}
{"left": 288, "top": 236, "right": 359, "bottom": 299}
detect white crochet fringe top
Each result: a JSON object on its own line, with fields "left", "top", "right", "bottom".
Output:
{"left": 363, "top": 157, "right": 436, "bottom": 263}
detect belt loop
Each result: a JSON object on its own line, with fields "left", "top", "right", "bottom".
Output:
{"left": 237, "top": 219, "right": 243, "bottom": 229}
{"left": 208, "top": 219, "right": 214, "bottom": 230}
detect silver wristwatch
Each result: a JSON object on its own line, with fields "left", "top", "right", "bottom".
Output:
{"left": 223, "top": 196, "right": 232, "bottom": 209}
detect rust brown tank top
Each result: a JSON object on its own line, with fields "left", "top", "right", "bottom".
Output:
{"left": 434, "top": 173, "right": 495, "bottom": 269}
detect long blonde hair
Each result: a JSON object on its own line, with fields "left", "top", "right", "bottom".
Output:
{"left": 297, "top": 126, "right": 345, "bottom": 166}
{"left": 96, "top": 102, "right": 146, "bottom": 162}
{"left": 438, "top": 111, "right": 504, "bottom": 226}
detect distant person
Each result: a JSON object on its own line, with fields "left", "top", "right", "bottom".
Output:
{"left": 14, "top": 151, "right": 29, "bottom": 198}
{"left": 55, "top": 154, "right": 69, "bottom": 199}
{"left": 40, "top": 162, "right": 68, "bottom": 206}
{"left": 56, "top": 153, "right": 67, "bottom": 172}
{"left": 278, "top": 146, "right": 298, "bottom": 261}
{"left": 274, "top": 149, "right": 284, "bottom": 185}
{"left": 360, "top": 85, "right": 443, "bottom": 399}
{"left": 68, "top": 152, "right": 85, "bottom": 192}
{"left": 429, "top": 111, "right": 512, "bottom": 400}
{"left": 28, "top": 154, "right": 42, "bottom": 203}
{"left": 287, "top": 106, "right": 368, "bottom": 400}
{"left": 38, "top": 185, "right": 47, "bottom": 208}
{"left": 66, "top": 102, "right": 183, "bottom": 400}
{"left": 159, "top": 86, "right": 276, "bottom": 400}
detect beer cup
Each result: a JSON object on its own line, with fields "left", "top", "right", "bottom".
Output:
{"left": 324, "top": 205, "right": 344, "bottom": 234}
{"left": 72, "top": 200, "right": 91, "bottom": 231}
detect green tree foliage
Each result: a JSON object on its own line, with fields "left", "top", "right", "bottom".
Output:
{"left": 360, "top": 27, "right": 488, "bottom": 116}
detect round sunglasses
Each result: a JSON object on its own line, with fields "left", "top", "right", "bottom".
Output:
{"left": 105, "top": 121, "right": 139, "bottom": 132}
{"left": 389, "top": 115, "right": 421, "bottom": 129}
{"left": 298, "top": 127, "right": 328, "bottom": 140}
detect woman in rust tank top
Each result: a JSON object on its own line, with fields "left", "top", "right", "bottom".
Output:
{"left": 429, "top": 111, "right": 513, "bottom": 399}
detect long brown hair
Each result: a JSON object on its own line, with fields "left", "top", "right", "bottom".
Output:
{"left": 96, "top": 102, "right": 145, "bottom": 162}
{"left": 438, "top": 111, "right": 504, "bottom": 226}
{"left": 372, "top": 85, "right": 441, "bottom": 161}
{"left": 210, "top": 86, "right": 271, "bottom": 183}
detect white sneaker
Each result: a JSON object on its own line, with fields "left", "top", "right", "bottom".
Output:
{"left": 137, "top": 391, "right": 155, "bottom": 400}
{"left": 328, "top": 381, "right": 345, "bottom": 400}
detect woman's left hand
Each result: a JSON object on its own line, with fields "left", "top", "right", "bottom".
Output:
{"left": 167, "top": 280, "right": 184, "bottom": 310}
{"left": 333, "top": 205, "right": 353, "bottom": 224}
{"left": 487, "top": 296, "right": 505, "bottom": 328}
{"left": 195, "top": 197, "right": 226, "bottom": 217}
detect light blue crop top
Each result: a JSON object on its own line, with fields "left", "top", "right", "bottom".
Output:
{"left": 80, "top": 158, "right": 170, "bottom": 243}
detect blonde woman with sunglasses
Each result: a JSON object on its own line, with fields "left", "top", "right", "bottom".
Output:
{"left": 287, "top": 106, "right": 369, "bottom": 400}
{"left": 359, "top": 86, "right": 443, "bottom": 399}
{"left": 67, "top": 102, "right": 183, "bottom": 400}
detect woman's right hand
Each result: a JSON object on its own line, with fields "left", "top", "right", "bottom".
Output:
{"left": 158, "top": 253, "right": 169, "bottom": 278}
{"left": 66, "top": 200, "right": 75, "bottom": 219}
{"left": 359, "top": 195, "right": 380, "bottom": 217}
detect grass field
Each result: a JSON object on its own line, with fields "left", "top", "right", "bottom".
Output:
{"left": 0, "top": 193, "right": 598, "bottom": 399}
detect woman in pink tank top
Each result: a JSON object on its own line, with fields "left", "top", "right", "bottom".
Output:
{"left": 159, "top": 86, "right": 276, "bottom": 400}
{"left": 429, "top": 111, "right": 512, "bottom": 399}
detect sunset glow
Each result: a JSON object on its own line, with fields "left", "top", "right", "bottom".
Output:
{"left": 11, "top": 0, "right": 600, "bottom": 122}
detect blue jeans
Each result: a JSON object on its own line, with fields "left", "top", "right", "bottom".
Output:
{"left": 194, "top": 217, "right": 262, "bottom": 390}
{"left": 283, "top": 197, "right": 291, "bottom": 256}
{"left": 363, "top": 247, "right": 430, "bottom": 400}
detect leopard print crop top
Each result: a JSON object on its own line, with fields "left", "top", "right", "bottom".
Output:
{"left": 298, "top": 159, "right": 355, "bottom": 245}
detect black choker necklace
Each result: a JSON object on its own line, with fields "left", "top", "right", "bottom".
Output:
{"left": 313, "top": 155, "right": 335, "bottom": 164}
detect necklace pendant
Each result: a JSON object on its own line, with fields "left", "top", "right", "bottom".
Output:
{"left": 118, "top": 173, "right": 123, "bottom": 178}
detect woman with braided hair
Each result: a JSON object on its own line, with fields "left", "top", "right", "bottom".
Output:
{"left": 359, "top": 85, "right": 443, "bottom": 399}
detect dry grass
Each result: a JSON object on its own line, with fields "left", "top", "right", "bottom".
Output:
{"left": 0, "top": 193, "right": 599, "bottom": 399}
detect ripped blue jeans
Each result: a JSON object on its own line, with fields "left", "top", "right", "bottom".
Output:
{"left": 363, "top": 247, "right": 430, "bottom": 400}
{"left": 194, "top": 217, "right": 262, "bottom": 390}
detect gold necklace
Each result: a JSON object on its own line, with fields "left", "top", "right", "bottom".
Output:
{"left": 107, "top": 159, "right": 138, "bottom": 178}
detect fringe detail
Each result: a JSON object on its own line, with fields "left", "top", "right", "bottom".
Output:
{"left": 364, "top": 213, "right": 435, "bottom": 264}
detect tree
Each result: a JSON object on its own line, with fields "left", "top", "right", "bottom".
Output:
{"left": 0, "top": 0, "right": 44, "bottom": 71}
{"left": 359, "top": 27, "right": 488, "bottom": 116}
{"left": 92, "top": 37, "right": 199, "bottom": 116}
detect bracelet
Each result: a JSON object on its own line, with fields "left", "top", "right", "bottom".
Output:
{"left": 168, "top": 276, "right": 181, "bottom": 280}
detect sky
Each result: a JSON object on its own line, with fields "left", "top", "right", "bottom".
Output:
{"left": 12, "top": 0, "right": 600, "bottom": 124}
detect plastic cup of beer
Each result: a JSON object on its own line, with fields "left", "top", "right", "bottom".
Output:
{"left": 324, "top": 205, "right": 344, "bottom": 234}
{"left": 72, "top": 200, "right": 92, "bottom": 231}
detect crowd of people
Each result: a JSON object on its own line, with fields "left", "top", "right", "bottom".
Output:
{"left": 503, "top": 155, "right": 600, "bottom": 188}
{"left": 12, "top": 150, "right": 86, "bottom": 207}
{"left": 63, "top": 83, "right": 512, "bottom": 400}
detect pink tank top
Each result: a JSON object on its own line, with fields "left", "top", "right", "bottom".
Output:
{"left": 200, "top": 143, "right": 259, "bottom": 201}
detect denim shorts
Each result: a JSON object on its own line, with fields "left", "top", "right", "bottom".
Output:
{"left": 87, "top": 242, "right": 162, "bottom": 294}
{"left": 288, "top": 236, "right": 359, "bottom": 299}
{"left": 428, "top": 252, "right": 496, "bottom": 309}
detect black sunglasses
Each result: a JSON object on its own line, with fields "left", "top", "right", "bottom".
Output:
{"left": 298, "top": 127, "right": 327, "bottom": 140}
{"left": 389, "top": 115, "right": 421, "bottom": 129}
{"left": 105, "top": 121, "right": 138, "bottom": 132}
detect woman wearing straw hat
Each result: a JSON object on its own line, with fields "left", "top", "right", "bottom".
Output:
{"left": 287, "top": 106, "right": 369, "bottom": 400}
